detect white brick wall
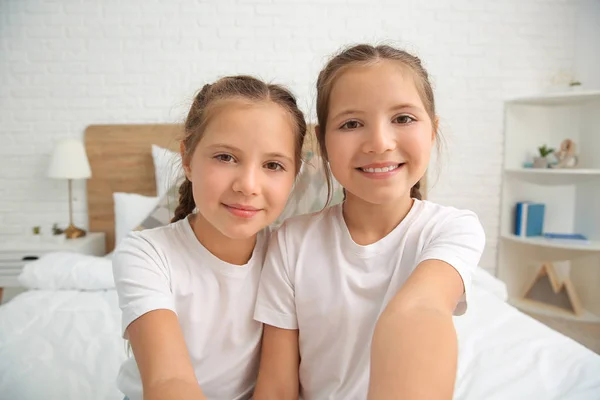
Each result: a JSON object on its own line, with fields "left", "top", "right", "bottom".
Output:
{"left": 0, "top": 0, "right": 582, "bottom": 273}
{"left": 574, "top": 0, "right": 600, "bottom": 89}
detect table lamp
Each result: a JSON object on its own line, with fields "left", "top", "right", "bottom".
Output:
{"left": 48, "top": 138, "right": 92, "bottom": 239}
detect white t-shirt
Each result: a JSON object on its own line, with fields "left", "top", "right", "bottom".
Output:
{"left": 254, "top": 200, "right": 485, "bottom": 400}
{"left": 113, "top": 217, "right": 267, "bottom": 400}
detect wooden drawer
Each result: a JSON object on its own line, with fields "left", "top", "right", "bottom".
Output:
{"left": 0, "top": 252, "right": 46, "bottom": 287}
{"left": 0, "top": 251, "right": 45, "bottom": 263}
{"left": 0, "top": 261, "right": 27, "bottom": 287}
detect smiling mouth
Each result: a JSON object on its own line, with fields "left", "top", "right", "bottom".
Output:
{"left": 226, "top": 204, "right": 260, "bottom": 211}
{"left": 223, "top": 203, "right": 263, "bottom": 219}
{"left": 357, "top": 163, "right": 404, "bottom": 173}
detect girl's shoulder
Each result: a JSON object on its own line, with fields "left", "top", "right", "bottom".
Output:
{"left": 114, "top": 218, "right": 191, "bottom": 259}
{"left": 413, "top": 200, "right": 485, "bottom": 242}
{"left": 415, "top": 199, "right": 480, "bottom": 222}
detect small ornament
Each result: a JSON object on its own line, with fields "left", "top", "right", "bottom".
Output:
{"left": 523, "top": 262, "right": 582, "bottom": 316}
{"left": 552, "top": 139, "right": 578, "bottom": 168}
{"left": 533, "top": 144, "right": 554, "bottom": 168}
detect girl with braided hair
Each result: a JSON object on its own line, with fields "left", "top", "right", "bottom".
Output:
{"left": 113, "top": 75, "right": 307, "bottom": 400}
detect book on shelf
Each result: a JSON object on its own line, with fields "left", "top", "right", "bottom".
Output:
{"left": 515, "top": 202, "right": 545, "bottom": 237}
{"left": 543, "top": 233, "right": 590, "bottom": 244}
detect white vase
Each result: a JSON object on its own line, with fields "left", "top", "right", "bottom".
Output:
{"left": 533, "top": 157, "right": 548, "bottom": 168}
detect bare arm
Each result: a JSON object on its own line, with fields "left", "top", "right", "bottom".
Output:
{"left": 253, "top": 325, "right": 300, "bottom": 400}
{"left": 127, "top": 309, "right": 206, "bottom": 400}
{"left": 367, "top": 260, "right": 464, "bottom": 400}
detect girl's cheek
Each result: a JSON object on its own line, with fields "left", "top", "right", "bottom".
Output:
{"left": 404, "top": 131, "right": 432, "bottom": 155}
{"left": 194, "top": 162, "right": 222, "bottom": 187}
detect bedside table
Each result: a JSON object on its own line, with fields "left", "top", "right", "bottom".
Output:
{"left": 0, "top": 232, "right": 106, "bottom": 302}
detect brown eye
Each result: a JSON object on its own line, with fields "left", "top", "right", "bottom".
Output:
{"left": 340, "top": 120, "right": 361, "bottom": 130}
{"left": 215, "top": 154, "right": 235, "bottom": 163}
{"left": 265, "top": 162, "right": 284, "bottom": 171}
{"left": 394, "top": 115, "right": 416, "bottom": 124}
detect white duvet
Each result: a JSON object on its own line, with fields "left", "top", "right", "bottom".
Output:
{"left": 0, "top": 290, "right": 126, "bottom": 400}
{"left": 0, "top": 263, "right": 599, "bottom": 399}
{"left": 454, "top": 286, "right": 600, "bottom": 399}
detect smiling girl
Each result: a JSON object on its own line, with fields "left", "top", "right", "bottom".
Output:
{"left": 253, "top": 44, "right": 486, "bottom": 400}
{"left": 112, "top": 76, "right": 306, "bottom": 400}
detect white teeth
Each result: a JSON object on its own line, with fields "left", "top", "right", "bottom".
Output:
{"left": 360, "top": 164, "right": 400, "bottom": 173}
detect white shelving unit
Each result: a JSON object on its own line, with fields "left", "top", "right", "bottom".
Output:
{"left": 501, "top": 234, "right": 600, "bottom": 252}
{"left": 498, "top": 90, "right": 600, "bottom": 323}
{"left": 504, "top": 168, "right": 600, "bottom": 185}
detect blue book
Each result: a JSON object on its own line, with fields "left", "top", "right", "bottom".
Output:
{"left": 543, "top": 233, "right": 589, "bottom": 243}
{"left": 515, "top": 202, "right": 545, "bottom": 237}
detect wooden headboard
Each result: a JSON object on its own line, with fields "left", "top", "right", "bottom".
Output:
{"left": 85, "top": 124, "right": 183, "bottom": 253}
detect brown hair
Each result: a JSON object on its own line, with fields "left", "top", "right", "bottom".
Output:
{"left": 171, "top": 75, "right": 307, "bottom": 222}
{"left": 316, "top": 44, "right": 438, "bottom": 203}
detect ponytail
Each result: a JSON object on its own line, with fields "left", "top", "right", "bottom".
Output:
{"left": 410, "top": 180, "right": 422, "bottom": 200}
{"left": 171, "top": 178, "right": 195, "bottom": 223}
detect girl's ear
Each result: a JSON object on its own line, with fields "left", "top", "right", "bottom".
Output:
{"left": 180, "top": 142, "right": 192, "bottom": 181}
{"left": 315, "top": 125, "right": 321, "bottom": 138}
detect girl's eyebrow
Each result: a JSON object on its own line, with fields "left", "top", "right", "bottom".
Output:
{"left": 389, "top": 103, "right": 422, "bottom": 113}
{"left": 330, "top": 109, "right": 364, "bottom": 121}
{"left": 206, "top": 143, "right": 293, "bottom": 164}
{"left": 266, "top": 152, "right": 294, "bottom": 163}
{"left": 207, "top": 143, "right": 240, "bottom": 152}
{"left": 331, "top": 103, "right": 423, "bottom": 121}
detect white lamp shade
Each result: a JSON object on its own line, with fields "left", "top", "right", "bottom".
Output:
{"left": 48, "top": 138, "right": 92, "bottom": 179}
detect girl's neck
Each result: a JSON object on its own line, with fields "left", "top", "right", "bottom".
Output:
{"left": 188, "top": 213, "right": 257, "bottom": 265}
{"left": 342, "top": 193, "right": 414, "bottom": 246}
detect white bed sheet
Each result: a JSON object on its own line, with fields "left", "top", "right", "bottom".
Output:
{"left": 0, "top": 289, "right": 126, "bottom": 400}
{"left": 454, "top": 286, "right": 600, "bottom": 399}
{"left": 0, "top": 271, "right": 598, "bottom": 400}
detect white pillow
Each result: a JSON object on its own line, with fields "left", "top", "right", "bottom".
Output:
{"left": 274, "top": 155, "right": 344, "bottom": 226}
{"left": 152, "top": 144, "right": 183, "bottom": 198}
{"left": 18, "top": 252, "right": 115, "bottom": 290}
{"left": 113, "top": 192, "right": 160, "bottom": 247}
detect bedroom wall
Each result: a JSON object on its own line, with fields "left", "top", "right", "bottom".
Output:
{"left": 574, "top": 0, "right": 600, "bottom": 90}
{"left": 0, "top": 0, "right": 580, "bottom": 274}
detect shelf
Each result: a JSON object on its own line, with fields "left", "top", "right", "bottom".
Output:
{"left": 501, "top": 234, "right": 600, "bottom": 252}
{"left": 506, "top": 90, "right": 600, "bottom": 106}
{"left": 505, "top": 168, "right": 600, "bottom": 185}
{"left": 510, "top": 297, "right": 600, "bottom": 323}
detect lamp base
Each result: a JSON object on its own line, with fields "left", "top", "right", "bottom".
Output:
{"left": 64, "top": 224, "right": 87, "bottom": 239}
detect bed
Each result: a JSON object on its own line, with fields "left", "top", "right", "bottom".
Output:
{"left": 0, "top": 124, "right": 598, "bottom": 400}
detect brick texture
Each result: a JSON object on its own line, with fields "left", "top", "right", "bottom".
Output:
{"left": 0, "top": 0, "right": 584, "bottom": 274}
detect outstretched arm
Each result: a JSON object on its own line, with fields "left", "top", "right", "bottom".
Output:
{"left": 128, "top": 310, "right": 207, "bottom": 400}
{"left": 368, "top": 209, "right": 485, "bottom": 400}
{"left": 113, "top": 234, "right": 206, "bottom": 400}
{"left": 368, "top": 259, "right": 463, "bottom": 400}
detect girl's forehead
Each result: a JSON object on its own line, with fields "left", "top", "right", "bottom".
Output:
{"left": 335, "top": 61, "right": 416, "bottom": 92}
{"left": 202, "top": 101, "right": 288, "bottom": 134}
{"left": 195, "top": 102, "right": 297, "bottom": 153}
{"left": 328, "top": 62, "right": 424, "bottom": 111}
